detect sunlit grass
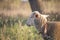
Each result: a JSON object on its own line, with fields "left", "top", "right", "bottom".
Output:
{"left": 0, "top": 24, "right": 43, "bottom": 40}
{"left": 0, "top": 15, "right": 43, "bottom": 40}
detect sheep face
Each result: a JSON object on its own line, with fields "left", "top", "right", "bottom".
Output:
{"left": 26, "top": 11, "right": 47, "bottom": 26}
{"left": 26, "top": 11, "right": 49, "bottom": 33}
{"left": 26, "top": 11, "right": 40, "bottom": 26}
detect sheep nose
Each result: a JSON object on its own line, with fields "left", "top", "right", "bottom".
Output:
{"left": 26, "top": 23, "right": 31, "bottom": 26}
{"left": 28, "top": 24, "right": 31, "bottom": 26}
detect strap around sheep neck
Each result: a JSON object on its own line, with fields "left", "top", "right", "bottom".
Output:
{"left": 38, "top": 23, "right": 48, "bottom": 34}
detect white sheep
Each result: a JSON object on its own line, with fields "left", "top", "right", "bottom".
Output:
{"left": 26, "top": 11, "right": 49, "bottom": 40}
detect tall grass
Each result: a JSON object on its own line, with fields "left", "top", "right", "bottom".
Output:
{"left": 0, "top": 15, "right": 43, "bottom": 40}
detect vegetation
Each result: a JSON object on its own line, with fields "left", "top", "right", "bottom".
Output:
{"left": 0, "top": 14, "right": 59, "bottom": 40}
{"left": 47, "top": 14, "right": 60, "bottom": 21}
{"left": 0, "top": 0, "right": 20, "bottom": 9}
{"left": 0, "top": 0, "right": 60, "bottom": 40}
{"left": 0, "top": 15, "right": 43, "bottom": 40}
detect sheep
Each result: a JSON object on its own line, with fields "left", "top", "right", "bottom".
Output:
{"left": 26, "top": 11, "right": 60, "bottom": 40}
{"left": 26, "top": 11, "right": 50, "bottom": 40}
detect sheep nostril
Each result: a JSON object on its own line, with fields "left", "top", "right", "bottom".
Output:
{"left": 26, "top": 24, "right": 31, "bottom": 26}
{"left": 28, "top": 24, "right": 31, "bottom": 26}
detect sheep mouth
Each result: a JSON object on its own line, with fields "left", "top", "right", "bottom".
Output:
{"left": 26, "top": 23, "right": 32, "bottom": 27}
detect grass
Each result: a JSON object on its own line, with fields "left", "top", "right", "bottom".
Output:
{"left": 0, "top": 16, "right": 43, "bottom": 40}
{"left": 0, "top": 24, "right": 43, "bottom": 40}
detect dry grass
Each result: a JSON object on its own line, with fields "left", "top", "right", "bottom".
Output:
{"left": 37, "top": 0, "right": 60, "bottom": 14}
{"left": 0, "top": 0, "right": 32, "bottom": 17}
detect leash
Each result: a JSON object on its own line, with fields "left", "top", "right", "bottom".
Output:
{"left": 39, "top": 23, "right": 53, "bottom": 40}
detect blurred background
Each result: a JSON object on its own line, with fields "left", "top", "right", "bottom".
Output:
{"left": 0, "top": 0, "right": 60, "bottom": 40}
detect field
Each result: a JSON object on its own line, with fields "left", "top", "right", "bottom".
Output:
{"left": 0, "top": 0, "right": 60, "bottom": 40}
{"left": 0, "top": 16, "right": 43, "bottom": 40}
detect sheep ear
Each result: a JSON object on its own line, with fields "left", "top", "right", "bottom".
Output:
{"left": 42, "top": 15, "right": 49, "bottom": 18}
{"left": 35, "top": 14, "right": 39, "bottom": 18}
